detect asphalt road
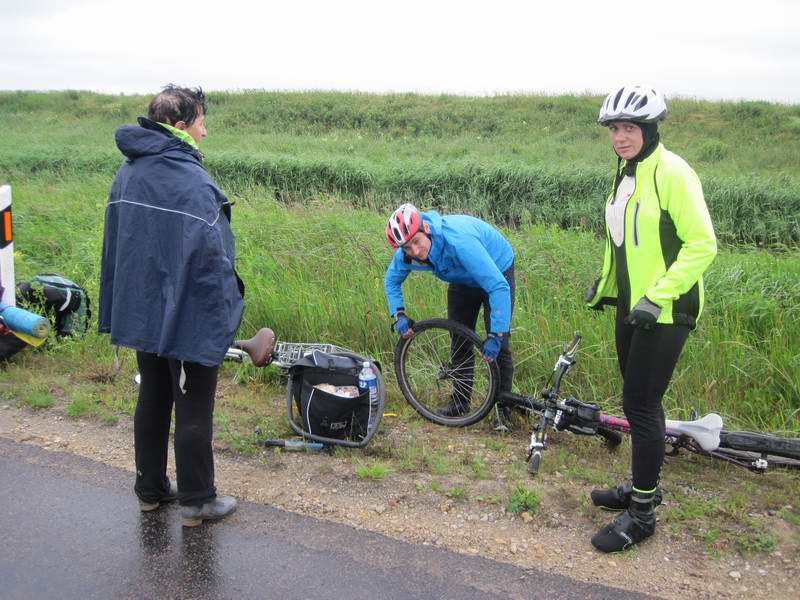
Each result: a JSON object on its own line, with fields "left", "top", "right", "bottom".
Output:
{"left": 0, "top": 437, "right": 656, "bottom": 599}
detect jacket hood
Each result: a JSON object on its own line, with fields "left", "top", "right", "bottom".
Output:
{"left": 115, "top": 117, "right": 193, "bottom": 160}
{"left": 422, "top": 209, "right": 443, "bottom": 234}
{"left": 621, "top": 122, "right": 660, "bottom": 176}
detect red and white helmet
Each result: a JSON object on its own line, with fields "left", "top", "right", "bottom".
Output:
{"left": 598, "top": 84, "right": 667, "bottom": 125}
{"left": 386, "top": 203, "right": 423, "bottom": 249}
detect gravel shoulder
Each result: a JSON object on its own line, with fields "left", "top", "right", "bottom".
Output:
{"left": 2, "top": 395, "right": 799, "bottom": 600}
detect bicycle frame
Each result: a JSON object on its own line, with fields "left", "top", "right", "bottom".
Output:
{"left": 508, "top": 334, "right": 788, "bottom": 474}
{"left": 393, "top": 318, "right": 799, "bottom": 473}
{"left": 226, "top": 340, "right": 350, "bottom": 370}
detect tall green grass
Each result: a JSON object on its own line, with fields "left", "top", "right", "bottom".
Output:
{"left": 2, "top": 91, "right": 799, "bottom": 247}
{"left": 8, "top": 178, "right": 799, "bottom": 434}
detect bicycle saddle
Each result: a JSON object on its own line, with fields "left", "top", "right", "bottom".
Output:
{"left": 665, "top": 413, "right": 723, "bottom": 452}
{"left": 233, "top": 327, "right": 275, "bottom": 367}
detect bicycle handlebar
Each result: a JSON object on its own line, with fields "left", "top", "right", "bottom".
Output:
{"left": 564, "top": 332, "right": 582, "bottom": 359}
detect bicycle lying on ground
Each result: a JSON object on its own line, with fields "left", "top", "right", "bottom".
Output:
{"left": 394, "top": 318, "right": 800, "bottom": 474}
{"left": 225, "top": 327, "right": 351, "bottom": 369}
{"left": 226, "top": 328, "right": 385, "bottom": 449}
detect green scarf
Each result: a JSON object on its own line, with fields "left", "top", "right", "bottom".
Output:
{"left": 158, "top": 122, "right": 199, "bottom": 150}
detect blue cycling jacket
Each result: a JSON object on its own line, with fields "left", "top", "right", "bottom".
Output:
{"left": 384, "top": 211, "right": 514, "bottom": 333}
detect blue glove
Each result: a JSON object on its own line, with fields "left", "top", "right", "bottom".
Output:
{"left": 482, "top": 334, "right": 503, "bottom": 361}
{"left": 392, "top": 311, "right": 414, "bottom": 337}
{"left": 624, "top": 297, "right": 661, "bottom": 330}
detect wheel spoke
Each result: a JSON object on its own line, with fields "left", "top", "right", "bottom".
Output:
{"left": 395, "top": 319, "right": 498, "bottom": 426}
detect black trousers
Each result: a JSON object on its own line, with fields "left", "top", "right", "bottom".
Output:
{"left": 134, "top": 351, "right": 218, "bottom": 506}
{"left": 615, "top": 306, "right": 689, "bottom": 491}
{"left": 447, "top": 264, "right": 515, "bottom": 397}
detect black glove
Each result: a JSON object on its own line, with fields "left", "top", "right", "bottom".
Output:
{"left": 624, "top": 297, "right": 661, "bottom": 329}
{"left": 583, "top": 278, "right": 600, "bottom": 304}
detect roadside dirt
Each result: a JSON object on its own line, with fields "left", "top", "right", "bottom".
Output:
{"left": 1, "top": 395, "right": 798, "bottom": 600}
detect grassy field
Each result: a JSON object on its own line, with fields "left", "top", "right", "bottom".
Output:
{"left": 6, "top": 176, "right": 800, "bottom": 434}
{"left": 1, "top": 90, "right": 799, "bottom": 555}
{"left": 2, "top": 91, "right": 799, "bottom": 433}
{"left": 1, "top": 91, "right": 799, "bottom": 246}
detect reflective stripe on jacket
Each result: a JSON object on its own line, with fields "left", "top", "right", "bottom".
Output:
{"left": 585, "top": 143, "right": 717, "bottom": 328}
{"left": 98, "top": 118, "right": 244, "bottom": 366}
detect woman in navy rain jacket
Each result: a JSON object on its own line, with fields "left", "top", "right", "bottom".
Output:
{"left": 99, "top": 85, "right": 243, "bottom": 527}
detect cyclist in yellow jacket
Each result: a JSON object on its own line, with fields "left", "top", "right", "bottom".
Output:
{"left": 585, "top": 84, "right": 717, "bottom": 552}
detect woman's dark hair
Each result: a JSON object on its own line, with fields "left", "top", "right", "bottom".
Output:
{"left": 147, "top": 84, "right": 208, "bottom": 126}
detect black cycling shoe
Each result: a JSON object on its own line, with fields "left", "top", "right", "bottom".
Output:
{"left": 591, "top": 491, "right": 657, "bottom": 553}
{"left": 437, "top": 399, "right": 470, "bottom": 418}
{"left": 591, "top": 483, "right": 663, "bottom": 511}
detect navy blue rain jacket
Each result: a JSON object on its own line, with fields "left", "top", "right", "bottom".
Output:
{"left": 98, "top": 118, "right": 244, "bottom": 366}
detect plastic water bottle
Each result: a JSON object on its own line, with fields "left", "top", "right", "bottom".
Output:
{"left": 358, "top": 361, "right": 379, "bottom": 431}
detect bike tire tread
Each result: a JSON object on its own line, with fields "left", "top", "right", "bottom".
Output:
{"left": 720, "top": 431, "right": 800, "bottom": 462}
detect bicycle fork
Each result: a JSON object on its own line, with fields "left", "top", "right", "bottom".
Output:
{"left": 527, "top": 408, "right": 556, "bottom": 475}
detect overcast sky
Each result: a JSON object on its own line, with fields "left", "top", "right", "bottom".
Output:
{"left": 1, "top": 0, "right": 798, "bottom": 103}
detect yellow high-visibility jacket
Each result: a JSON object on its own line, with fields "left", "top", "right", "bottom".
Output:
{"left": 585, "top": 143, "right": 717, "bottom": 328}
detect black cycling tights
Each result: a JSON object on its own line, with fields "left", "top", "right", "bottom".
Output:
{"left": 135, "top": 351, "right": 219, "bottom": 506}
{"left": 447, "top": 264, "right": 515, "bottom": 395}
{"left": 616, "top": 308, "right": 689, "bottom": 491}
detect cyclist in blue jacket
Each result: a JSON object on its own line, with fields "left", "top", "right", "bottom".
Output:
{"left": 384, "top": 204, "right": 516, "bottom": 424}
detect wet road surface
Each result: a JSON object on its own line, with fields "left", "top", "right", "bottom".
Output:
{"left": 0, "top": 437, "right": 656, "bottom": 599}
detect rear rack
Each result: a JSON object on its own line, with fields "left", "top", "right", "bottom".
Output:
{"left": 272, "top": 341, "right": 350, "bottom": 368}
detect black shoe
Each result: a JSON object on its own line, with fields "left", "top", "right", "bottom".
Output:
{"left": 591, "top": 491, "right": 657, "bottom": 553}
{"left": 590, "top": 483, "right": 663, "bottom": 511}
{"left": 181, "top": 496, "right": 238, "bottom": 527}
{"left": 437, "top": 399, "right": 470, "bottom": 418}
{"left": 138, "top": 480, "right": 178, "bottom": 512}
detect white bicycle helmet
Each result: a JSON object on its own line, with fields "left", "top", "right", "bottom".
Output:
{"left": 598, "top": 85, "right": 667, "bottom": 125}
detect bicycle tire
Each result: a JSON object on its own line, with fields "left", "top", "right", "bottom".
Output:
{"left": 719, "top": 430, "right": 800, "bottom": 462}
{"left": 527, "top": 451, "right": 542, "bottom": 475}
{"left": 394, "top": 318, "right": 499, "bottom": 427}
{"left": 711, "top": 447, "right": 800, "bottom": 471}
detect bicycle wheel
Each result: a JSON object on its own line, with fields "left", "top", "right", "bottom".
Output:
{"left": 711, "top": 448, "right": 800, "bottom": 471}
{"left": 718, "top": 430, "right": 800, "bottom": 468}
{"left": 394, "top": 318, "right": 499, "bottom": 427}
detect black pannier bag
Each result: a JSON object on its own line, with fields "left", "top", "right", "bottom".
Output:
{"left": 16, "top": 274, "right": 90, "bottom": 337}
{"left": 286, "top": 350, "right": 383, "bottom": 448}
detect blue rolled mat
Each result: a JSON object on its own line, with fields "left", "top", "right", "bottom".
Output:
{"left": 0, "top": 303, "right": 51, "bottom": 339}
